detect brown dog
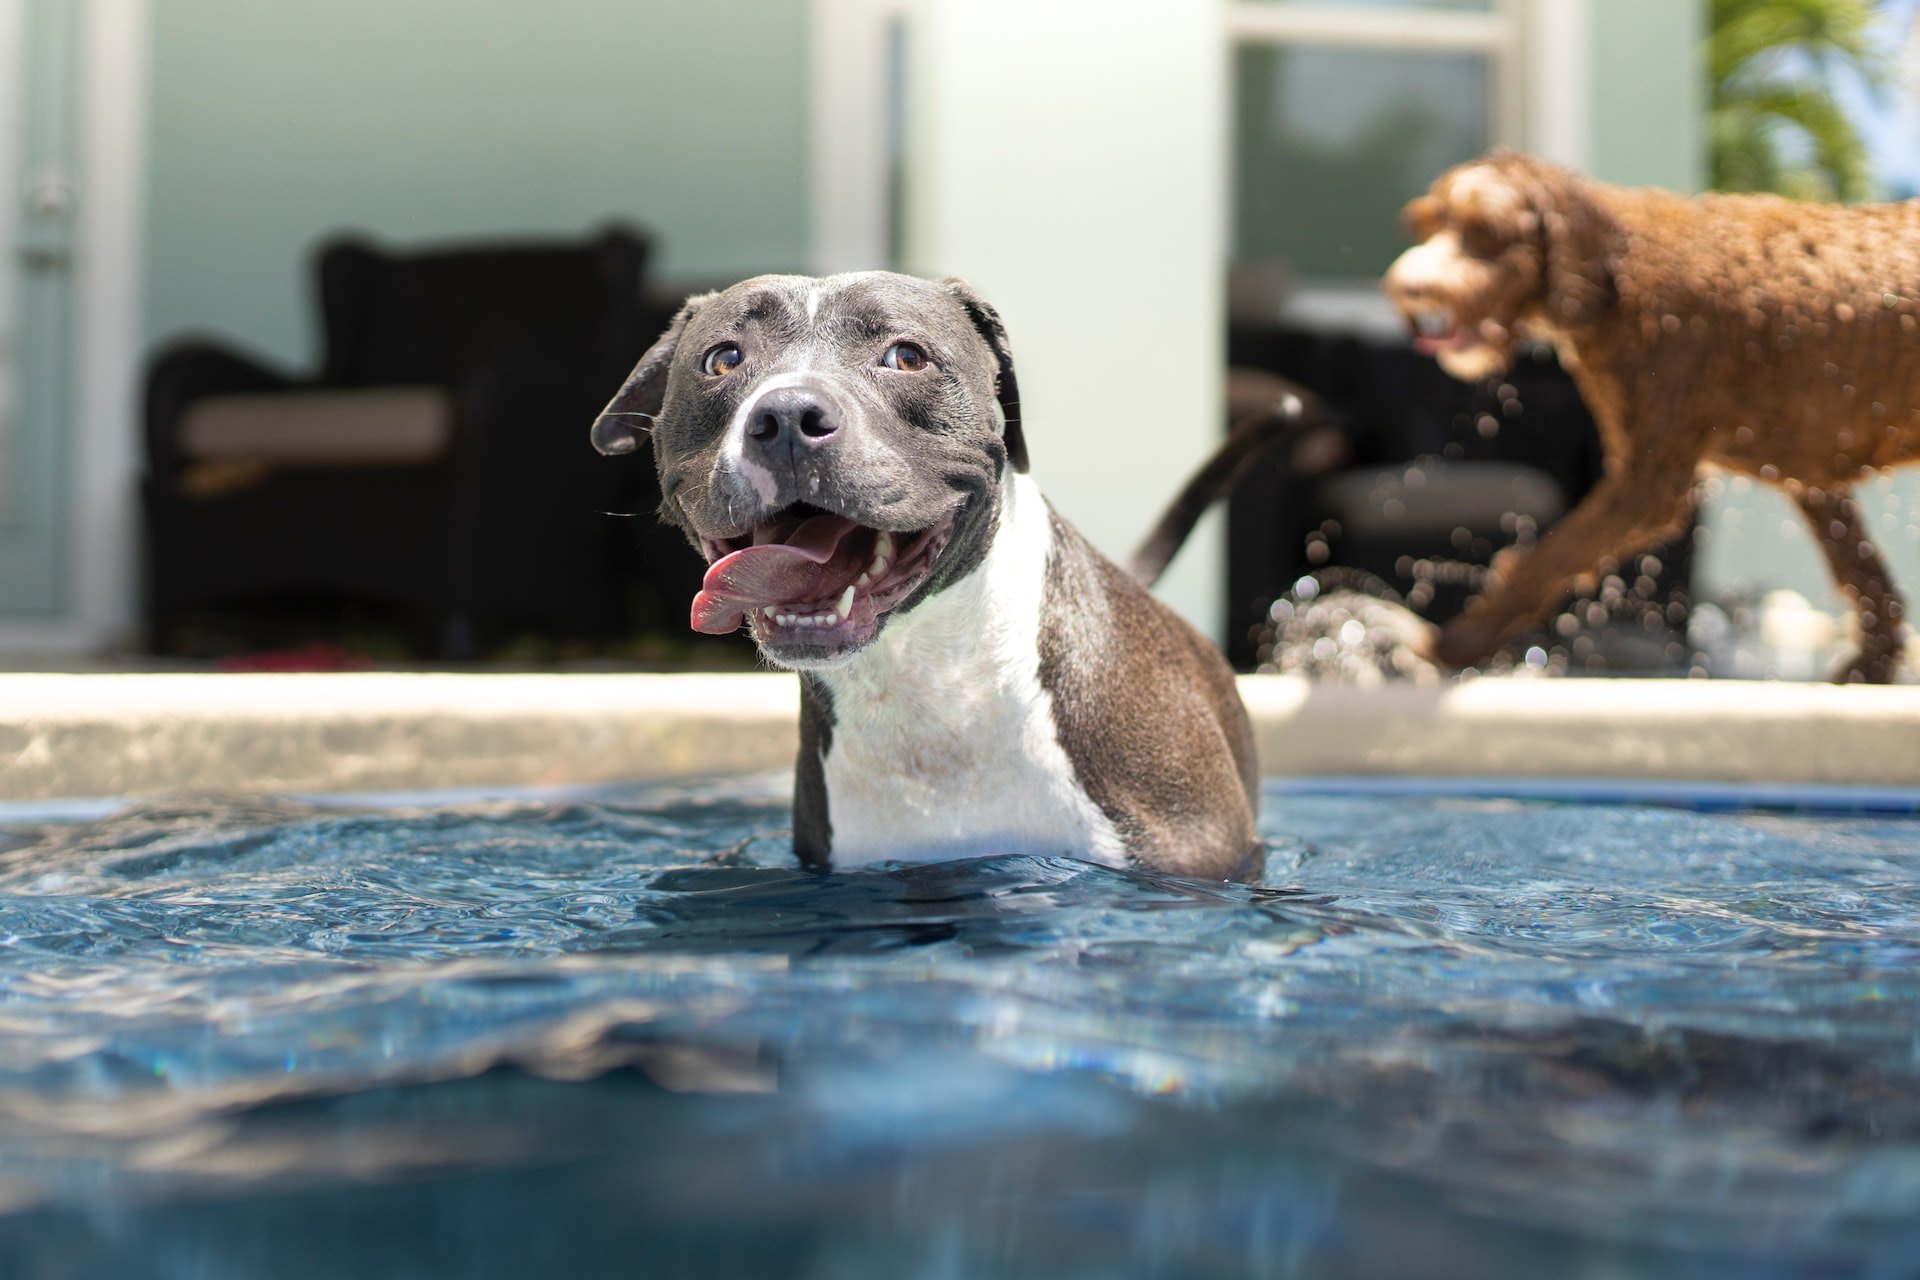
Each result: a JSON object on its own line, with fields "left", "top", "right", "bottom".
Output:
{"left": 1383, "top": 150, "right": 1920, "bottom": 682}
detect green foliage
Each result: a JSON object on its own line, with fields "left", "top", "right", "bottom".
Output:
{"left": 1707, "top": 0, "right": 1889, "bottom": 201}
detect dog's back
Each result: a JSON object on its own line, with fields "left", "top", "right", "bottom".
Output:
{"left": 1542, "top": 172, "right": 1920, "bottom": 482}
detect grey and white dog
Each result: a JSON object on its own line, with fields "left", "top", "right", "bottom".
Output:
{"left": 590, "top": 273, "right": 1258, "bottom": 878}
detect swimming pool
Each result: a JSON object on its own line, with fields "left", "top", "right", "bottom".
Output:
{"left": 0, "top": 776, "right": 1916, "bottom": 1279}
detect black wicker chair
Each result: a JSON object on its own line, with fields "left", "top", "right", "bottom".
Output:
{"left": 142, "top": 226, "right": 697, "bottom": 658}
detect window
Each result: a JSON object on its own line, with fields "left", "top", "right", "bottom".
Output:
{"left": 1228, "top": 0, "right": 1524, "bottom": 285}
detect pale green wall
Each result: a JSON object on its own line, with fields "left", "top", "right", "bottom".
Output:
{"left": 144, "top": 0, "right": 809, "bottom": 368}
{"left": 1590, "top": 0, "right": 1706, "bottom": 191}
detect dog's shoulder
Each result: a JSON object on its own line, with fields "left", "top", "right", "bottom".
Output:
{"left": 1036, "top": 508, "right": 1259, "bottom": 878}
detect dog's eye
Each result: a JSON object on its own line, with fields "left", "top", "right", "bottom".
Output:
{"left": 1455, "top": 212, "right": 1522, "bottom": 259}
{"left": 702, "top": 343, "right": 743, "bottom": 377}
{"left": 881, "top": 342, "right": 932, "bottom": 373}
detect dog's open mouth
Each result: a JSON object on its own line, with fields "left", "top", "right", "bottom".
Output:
{"left": 691, "top": 504, "right": 955, "bottom": 652}
{"left": 1407, "top": 307, "right": 1474, "bottom": 355}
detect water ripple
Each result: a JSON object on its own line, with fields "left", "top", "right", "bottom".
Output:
{"left": 0, "top": 780, "right": 1915, "bottom": 1277}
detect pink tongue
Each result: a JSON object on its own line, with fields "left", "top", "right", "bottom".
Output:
{"left": 690, "top": 515, "right": 861, "bottom": 634}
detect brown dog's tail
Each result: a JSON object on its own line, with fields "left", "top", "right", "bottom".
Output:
{"left": 1129, "top": 376, "right": 1344, "bottom": 587}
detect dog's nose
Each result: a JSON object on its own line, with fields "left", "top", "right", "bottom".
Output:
{"left": 746, "top": 388, "right": 839, "bottom": 452}
{"left": 1383, "top": 241, "right": 1446, "bottom": 301}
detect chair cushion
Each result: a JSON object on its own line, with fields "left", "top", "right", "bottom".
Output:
{"left": 178, "top": 387, "right": 453, "bottom": 466}
{"left": 1319, "top": 461, "right": 1567, "bottom": 538}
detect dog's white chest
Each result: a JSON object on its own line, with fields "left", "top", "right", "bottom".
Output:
{"left": 817, "top": 474, "right": 1126, "bottom": 868}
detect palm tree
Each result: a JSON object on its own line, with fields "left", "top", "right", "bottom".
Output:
{"left": 1708, "top": 0, "right": 1889, "bottom": 201}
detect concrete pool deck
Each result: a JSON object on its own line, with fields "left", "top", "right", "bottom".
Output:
{"left": 3, "top": 672, "right": 1919, "bottom": 803}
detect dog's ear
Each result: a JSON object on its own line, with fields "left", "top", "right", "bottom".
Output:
{"left": 940, "top": 277, "right": 1028, "bottom": 473}
{"left": 1401, "top": 193, "right": 1446, "bottom": 241}
{"left": 1447, "top": 163, "right": 1540, "bottom": 258}
{"left": 1514, "top": 161, "right": 1618, "bottom": 327}
{"left": 590, "top": 292, "right": 714, "bottom": 456}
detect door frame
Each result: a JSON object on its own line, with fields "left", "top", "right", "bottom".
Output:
{"left": 0, "top": 0, "right": 146, "bottom": 655}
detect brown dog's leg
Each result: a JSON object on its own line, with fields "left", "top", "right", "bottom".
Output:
{"left": 1794, "top": 485, "right": 1909, "bottom": 684}
{"left": 1432, "top": 474, "right": 1695, "bottom": 670}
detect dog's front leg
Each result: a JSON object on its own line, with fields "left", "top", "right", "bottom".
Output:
{"left": 1432, "top": 472, "right": 1695, "bottom": 669}
{"left": 1794, "top": 484, "right": 1909, "bottom": 684}
{"left": 793, "top": 676, "right": 835, "bottom": 870}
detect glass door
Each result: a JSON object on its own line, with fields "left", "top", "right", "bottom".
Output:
{"left": 0, "top": 0, "right": 79, "bottom": 616}
{"left": 1226, "top": 0, "right": 1518, "bottom": 286}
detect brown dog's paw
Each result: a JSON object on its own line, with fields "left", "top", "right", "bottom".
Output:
{"left": 1828, "top": 644, "right": 1906, "bottom": 686}
{"left": 1431, "top": 617, "right": 1500, "bottom": 671}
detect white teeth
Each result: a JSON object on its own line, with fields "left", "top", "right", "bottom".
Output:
{"left": 774, "top": 608, "right": 845, "bottom": 629}
{"left": 766, "top": 587, "right": 859, "bottom": 633}
{"left": 861, "top": 531, "right": 897, "bottom": 583}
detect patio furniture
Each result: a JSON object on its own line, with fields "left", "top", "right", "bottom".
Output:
{"left": 142, "top": 226, "right": 697, "bottom": 658}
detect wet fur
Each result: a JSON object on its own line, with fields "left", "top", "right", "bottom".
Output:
{"left": 1385, "top": 150, "right": 1920, "bottom": 682}
{"left": 1041, "top": 511, "right": 1261, "bottom": 871}
{"left": 594, "top": 272, "right": 1259, "bottom": 876}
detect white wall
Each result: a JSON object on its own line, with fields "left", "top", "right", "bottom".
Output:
{"left": 899, "top": 0, "right": 1228, "bottom": 638}
{"left": 145, "top": 0, "right": 811, "bottom": 369}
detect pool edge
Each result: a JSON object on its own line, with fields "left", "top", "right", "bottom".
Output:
{"left": 3, "top": 671, "right": 1919, "bottom": 801}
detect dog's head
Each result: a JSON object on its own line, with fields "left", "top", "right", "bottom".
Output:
{"left": 1383, "top": 150, "right": 1611, "bottom": 381}
{"left": 590, "top": 271, "right": 1025, "bottom": 670}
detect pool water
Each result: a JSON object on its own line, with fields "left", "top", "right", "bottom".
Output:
{"left": 0, "top": 778, "right": 1917, "bottom": 1279}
